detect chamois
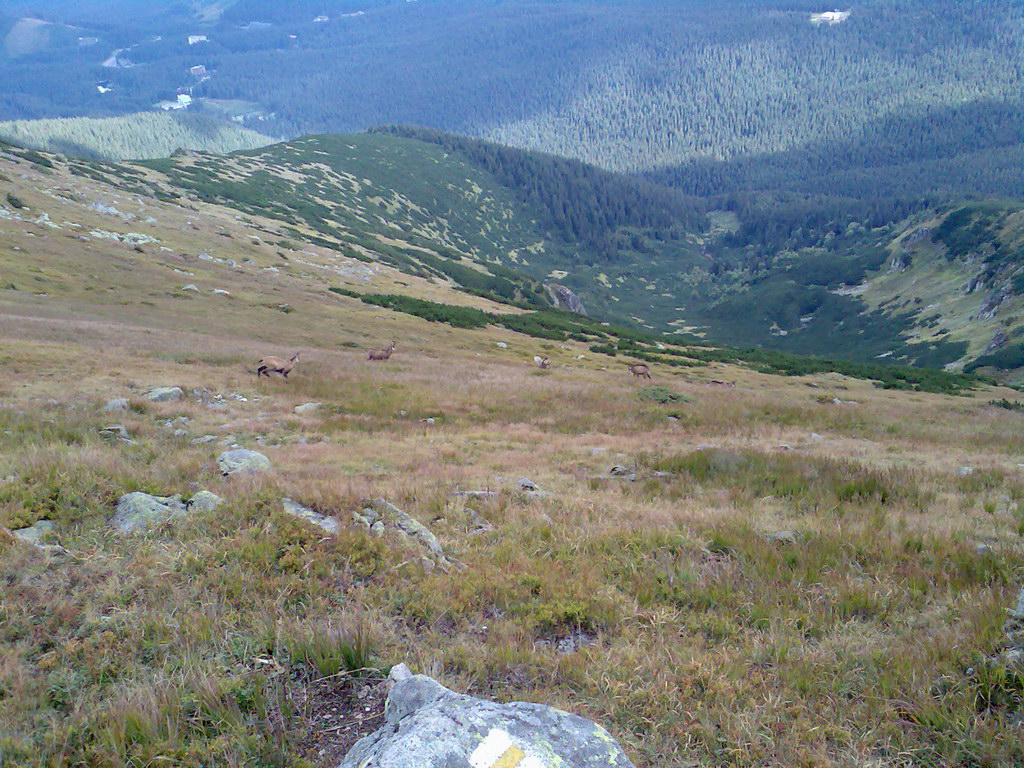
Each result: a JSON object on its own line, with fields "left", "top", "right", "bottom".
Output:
{"left": 257, "top": 352, "right": 300, "bottom": 379}
{"left": 367, "top": 341, "right": 396, "bottom": 361}
{"left": 534, "top": 356, "right": 551, "bottom": 369}
{"left": 626, "top": 363, "right": 651, "bottom": 379}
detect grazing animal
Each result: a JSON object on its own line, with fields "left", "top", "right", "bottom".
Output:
{"left": 257, "top": 352, "right": 300, "bottom": 379}
{"left": 534, "top": 356, "right": 551, "bottom": 369}
{"left": 368, "top": 341, "right": 396, "bottom": 361}
{"left": 626, "top": 363, "right": 651, "bottom": 379}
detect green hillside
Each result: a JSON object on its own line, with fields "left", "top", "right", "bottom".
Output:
{"left": 0, "top": 112, "right": 274, "bottom": 161}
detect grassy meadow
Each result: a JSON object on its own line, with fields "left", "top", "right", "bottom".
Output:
{"left": 1, "top": 147, "right": 1024, "bottom": 768}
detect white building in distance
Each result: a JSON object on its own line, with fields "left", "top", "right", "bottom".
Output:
{"left": 810, "top": 10, "right": 852, "bottom": 25}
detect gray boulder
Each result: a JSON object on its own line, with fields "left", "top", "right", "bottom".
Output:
{"left": 144, "top": 387, "right": 184, "bottom": 402}
{"left": 102, "top": 397, "right": 129, "bottom": 412}
{"left": 294, "top": 402, "right": 322, "bottom": 414}
{"left": 111, "top": 492, "right": 186, "bottom": 534}
{"left": 187, "top": 490, "right": 224, "bottom": 513}
{"left": 217, "top": 449, "right": 270, "bottom": 476}
{"left": 339, "top": 664, "right": 633, "bottom": 768}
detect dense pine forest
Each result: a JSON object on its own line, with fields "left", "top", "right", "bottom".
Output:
{"left": 1, "top": 0, "right": 1020, "bottom": 202}
{"left": 0, "top": 113, "right": 272, "bottom": 160}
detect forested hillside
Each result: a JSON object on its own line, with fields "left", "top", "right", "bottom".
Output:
{"left": 0, "top": 112, "right": 273, "bottom": 160}
{"left": 1, "top": 0, "right": 1019, "bottom": 202}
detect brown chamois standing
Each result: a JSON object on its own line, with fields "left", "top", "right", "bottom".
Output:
{"left": 534, "top": 356, "right": 551, "bottom": 369}
{"left": 626, "top": 363, "right": 651, "bottom": 379}
{"left": 257, "top": 352, "right": 300, "bottom": 378}
{"left": 367, "top": 341, "right": 396, "bottom": 361}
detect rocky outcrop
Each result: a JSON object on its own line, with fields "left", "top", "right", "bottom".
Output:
{"left": 977, "top": 286, "right": 1011, "bottom": 320}
{"left": 338, "top": 664, "right": 634, "bottom": 768}
{"left": 282, "top": 498, "right": 338, "bottom": 533}
{"left": 217, "top": 449, "right": 270, "bottom": 476}
{"left": 353, "top": 498, "right": 459, "bottom": 571}
{"left": 986, "top": 329, "right": 1009, "bottom": 353}
{"left": 545, "top": 284, "right": 587, "bottom": 315}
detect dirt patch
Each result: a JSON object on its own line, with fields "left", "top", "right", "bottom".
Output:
{"left": 294, "top": 676, "right": 389, "bottom": 766}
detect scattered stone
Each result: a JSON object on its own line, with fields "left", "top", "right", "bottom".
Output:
{"left": 957, "top": 466, "right": 974, "bottom": 476}
{"left": 609, "top": 465, "right": 634, "bottom": 476}
{"left": 294, "top": 402, "right": 322, "bottom": 414}
{"left": 102, "top": 397, "right": 129, "bottom": 412}
{"left": 339, "top": 665, "right": 634, "bottom": 768}
{"left": 212, "top": 288, "right": 231, "bottom": 296}
{"left": 144, "top": 386, "right": 184, "bottom": 402}
{"left": 217, "top": 449, "right": 270, "bottom": 476}
{"left": 516, "top": 478, "right": 538, "bottom": 491}
{"left": 187, "top": 490, "right": 224, "bottom": 512}
{"left": 809, "top": 432, "right": 824, "bottom": 442}
{"left": 421, "top": 417, "right": 436, "bottom": 425}
{"left": 181, "top": 284, "right": 199, "bottom": 292}
{"left": 111, "top": 492, "right": 187, "bottom": 534}
{"left": 281, "top": 498, "right": 338, "bottom": 533}
{"left": 536, "top": 630, "right": 596, "bottom": 655}
{"left": 496, "top": 342, "right": 508, "bottom": 349}
{"left": 192, "top": 434, "right": 217, "bottom": 444}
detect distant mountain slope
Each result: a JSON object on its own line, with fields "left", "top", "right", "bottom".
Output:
{"left": 64, "top": 130, "right": 1019, "bottom": 379}
{"left": 0, "top": 112, "right": 274, "bottom": 160}
{"left": 1, "top": 0, "right": 1019, "bottom": 204}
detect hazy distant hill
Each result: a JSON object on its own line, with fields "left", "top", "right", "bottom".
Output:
{"left": 0, "top": 112, "right": 273, "bottom": 160}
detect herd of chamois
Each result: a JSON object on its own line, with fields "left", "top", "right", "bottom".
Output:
{"left": 256, "top": 343, "right": 657, "bottom": 381}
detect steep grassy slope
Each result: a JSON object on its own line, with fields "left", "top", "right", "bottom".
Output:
{"left": 84, "top": 130, "right": 1021, "bottom": 376}
{"left": 0, "top": 112, "right": 274, "bottom": 161}
{"left": 2, "top": 128, "right": 1024, "bottom": 768}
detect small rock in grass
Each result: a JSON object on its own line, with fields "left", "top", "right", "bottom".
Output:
{"left": 281, "top": 498, "right": 338, "bottom": 533}
{"left": 99, "top": 424, "right": 130, "bottom": 441}
{"left": 111, "top": 492, "right": 186, "bottom": 534}
{"left": 187, "top": 490, "right": 224, "bottom": 512}
{"left": 957, "top": 466, "right": 974, "bottom": 476}
{"left": 516, "top": 478, "right": 538, "bottom": 491}
{"left": 144, "top": 387, "right": 184, "bottom": 402}
{"left": 294, "top": 402, "right": 322, "bottom": 414}
{"left": 769, "top": 530, "right": 801, "bottom": 546}
{"left": 102, "top": 397, "right": 129, "bottom": 412}
{"left": 217, "top": 449, "right": 270, "bottom": 476}
{"left": 11, "top": 519, "right": 58, "bottom": 546}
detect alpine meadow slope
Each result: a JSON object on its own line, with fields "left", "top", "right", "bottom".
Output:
{"left": 2, "top": 124, "right": 1024, "bottom": 768}
{"left": 51, "top": 129, "right": 1023, "bottom": 380}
